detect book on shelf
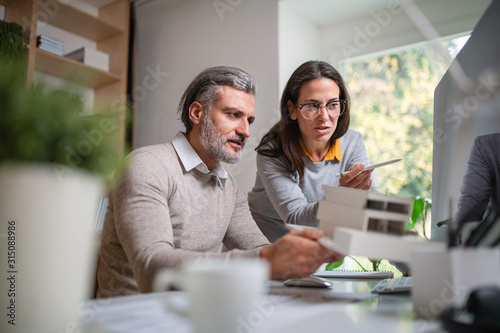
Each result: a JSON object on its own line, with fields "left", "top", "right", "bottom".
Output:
{"left": 36, "top": 34, "right": 64, "bottom": 56}
{"left": 65, "top": 47, "right": 109, "bottom": 72}
{"left": 37, "top": 34, "right": 64, "bottom": 47}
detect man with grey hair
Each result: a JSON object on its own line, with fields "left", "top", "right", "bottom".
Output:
{"left": 96, "top": 66, "right": 343, "bottom": 297}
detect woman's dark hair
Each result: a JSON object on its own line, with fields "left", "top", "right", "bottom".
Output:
{"left": 256, "top": 60, "right": 350, "bottom": 179}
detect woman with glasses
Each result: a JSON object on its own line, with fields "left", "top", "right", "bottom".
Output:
{"left": 248, "top": 60, "right": 378, "bottom": 242}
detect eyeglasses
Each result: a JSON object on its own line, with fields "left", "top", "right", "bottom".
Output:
{"left": 295, "top": 100, "right": 347, "bottom": 120}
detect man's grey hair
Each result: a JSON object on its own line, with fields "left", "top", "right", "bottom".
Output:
{"left": 178, "top": 65, "right": 256, "bottom": 133}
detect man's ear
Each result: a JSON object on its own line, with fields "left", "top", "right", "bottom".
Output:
{"left": 189, "top": 101, "right": 205, "bottom": 125}
{"left": 287, "top": 100, "right": 298, "bottom": 120}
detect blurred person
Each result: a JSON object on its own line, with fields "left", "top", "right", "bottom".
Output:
{"left": 455, "top": 133, "right": 500, "bottom": 226}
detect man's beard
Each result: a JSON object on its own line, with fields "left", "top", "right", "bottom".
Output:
{"left": 200, "top": 113, "right": 246, "bottom": 164}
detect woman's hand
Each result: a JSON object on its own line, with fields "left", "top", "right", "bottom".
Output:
{"left": 338, "top": 164, "right": 373, "bottom": 190}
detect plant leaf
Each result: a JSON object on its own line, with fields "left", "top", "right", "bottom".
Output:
{"left": 371, "top": 259, "right": 381, "bottom": 271}
{"left": 349, "top": 256, "right": 368, "bottom": 271}
{"left": 325, "top": 257, "right": 345, "bottom": 271}
{"left": 411, "top": 197, "right": 424, "bottom": 225}
{"left": 437, "top": 218, "right": 450, "bottom": 227}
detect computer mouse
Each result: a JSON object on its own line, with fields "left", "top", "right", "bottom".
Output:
{"left": 283, "top": 276, "right": 332, "bottom": 288}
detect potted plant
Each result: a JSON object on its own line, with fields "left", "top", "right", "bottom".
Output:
{"left": 0, "top": 20, "right": 28, "bottom": 66}
{"left": 0, "top": 55, "right": 121, "bottom": 332}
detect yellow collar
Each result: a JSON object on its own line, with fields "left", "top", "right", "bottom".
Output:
{"left": 300, "top": 138, "right": 342, "bottom": 162}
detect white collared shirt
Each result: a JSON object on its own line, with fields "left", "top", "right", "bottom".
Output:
{"left": 171, "top": 131, "right": 227, "bottom": 187}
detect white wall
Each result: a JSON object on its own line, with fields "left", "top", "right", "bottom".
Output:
{"left": 135, "top": 0, "right": 280, "bottom": 193}
{"left": 278, "top": 2, "right": 321, "bottom": 93}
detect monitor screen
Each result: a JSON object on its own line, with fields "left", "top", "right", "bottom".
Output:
{"left": 431, "top": 0, "right": 500, "bottom": 241}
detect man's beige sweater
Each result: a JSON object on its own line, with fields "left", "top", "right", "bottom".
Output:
{"left": 96, "top": 141, "right": 270, "bottom": 297}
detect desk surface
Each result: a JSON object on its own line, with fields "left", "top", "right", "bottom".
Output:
{"left": 84, "top": 278, "right": 445, "bottom": 333}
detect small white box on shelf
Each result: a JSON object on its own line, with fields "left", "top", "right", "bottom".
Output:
{"left": 65, "top": 47, "right": 109, "bottom": 72}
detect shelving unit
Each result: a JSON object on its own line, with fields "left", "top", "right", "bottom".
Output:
{"left": 35, "top": 48, "right": 122, "bottom": 87}
{"left": 1, "top": 0, "right": 130, "bottom": 152}
{"left": 38, "top": 2, "right": 123, "bottom": 41}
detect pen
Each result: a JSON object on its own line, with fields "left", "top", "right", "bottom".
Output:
{"left": 335, "top": 159, "right": 402, "bottom": 178}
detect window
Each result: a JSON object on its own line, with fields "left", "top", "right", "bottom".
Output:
{"left": 342, "top": 35, "right": 470, "bottom": 198}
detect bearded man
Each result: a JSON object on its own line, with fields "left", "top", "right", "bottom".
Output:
{"left": 96, "top": 66, "right": 343, "bottom": 297}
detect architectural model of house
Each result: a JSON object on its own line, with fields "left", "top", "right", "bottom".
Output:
{"left": 318, "top": 185, "right": 445, "bottom": 262}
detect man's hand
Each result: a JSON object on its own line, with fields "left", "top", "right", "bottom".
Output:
{"left": 259, "top": 229, "right": 344, "bottom": 280}
{"left": 339, "top": 164, "right": 372, "bottom": 190}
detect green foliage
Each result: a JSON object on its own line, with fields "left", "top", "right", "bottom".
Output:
{"left": 0, "top": 59, "right": 121, "bottom": 179}
{"left": 326, "top": 256, "right": 375, "bottom": 272}
{"left": 406, "top": 196, "right": 432, "bottom": 238}
{"left": 0, "top": 20, "right": 28, "bottom": 63}
{"left": 0, "top": 20, "right": 28, "bottom": 84}
{"left": 370, "top": 259, "right": 381, "bottom": 271}
{"left": 437, "top": 218, "right": 451, "bottom": 227}
{"left": 326, "top": 256, "right": 403, "bottom": 276}
{"left": 325, "top": 257, "right": 345, "bottom": 270}
{"left": 411, "top": 197, "right": 426, "bottom": 224}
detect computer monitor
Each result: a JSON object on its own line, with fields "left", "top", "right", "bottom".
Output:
{"left": 431, "top": 0, "right": 500, "bottom": 241}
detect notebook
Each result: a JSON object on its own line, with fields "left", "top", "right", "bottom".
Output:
{"left": 313, "top": 270, "right": 394, "bottom": 279}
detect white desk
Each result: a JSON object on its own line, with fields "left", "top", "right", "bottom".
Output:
{"left": 84, "top": 279, "right": 445, "bottom": 333}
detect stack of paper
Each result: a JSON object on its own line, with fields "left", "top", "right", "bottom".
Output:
{"left": 36, "top": 34, "right": 64, "bottom": 56}
{"left": 65, "top": 46, "right": 109, "bottom": 71}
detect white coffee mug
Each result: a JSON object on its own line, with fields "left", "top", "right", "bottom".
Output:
{"left": 154, "top": 258, "right": 269, "bottom": 333}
